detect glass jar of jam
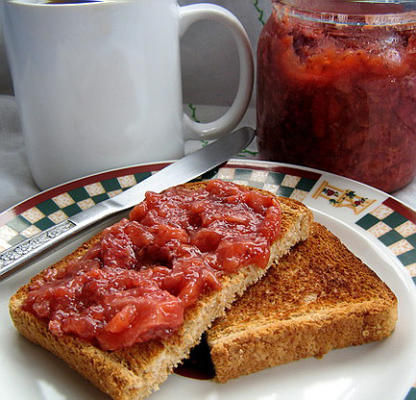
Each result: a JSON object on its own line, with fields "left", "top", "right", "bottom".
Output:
{"left": 257, "top": 0, "right": 416, "bottom": 192}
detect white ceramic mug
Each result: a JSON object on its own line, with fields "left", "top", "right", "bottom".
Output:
{"left": 1, "top": 0, "right": 253, "bottom": 189}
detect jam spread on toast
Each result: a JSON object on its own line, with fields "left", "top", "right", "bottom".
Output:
{"left": 23, "top": 180, "right": 281, "bottom": 350}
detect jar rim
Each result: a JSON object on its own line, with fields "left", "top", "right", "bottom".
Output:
{"left": 274, "top": 0, "right": 416, "bottom": 26}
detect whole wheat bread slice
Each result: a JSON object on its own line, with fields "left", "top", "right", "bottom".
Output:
{"left": 207, "top": 222, "right": 398, "bottom": 383}
{"left": 9, "top": 182, "right": 313, "bottom": 400}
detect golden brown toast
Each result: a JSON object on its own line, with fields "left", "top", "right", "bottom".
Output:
{"left": 207, "top": 222, "right": 398, "bottom": 383}
{"left": 9, "top": 182, "right": 313, "bottom": 400}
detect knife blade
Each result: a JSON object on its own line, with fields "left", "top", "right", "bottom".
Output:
{"left": 0, "top": 126, "right": 255, "bottom": 279}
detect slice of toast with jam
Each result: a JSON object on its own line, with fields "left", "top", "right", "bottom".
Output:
{"left": 9, "top": 180, "right": 313, "bottom": 400}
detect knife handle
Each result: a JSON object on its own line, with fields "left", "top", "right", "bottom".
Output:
{"left": 0, "top": 201, "right": 118, "bottom": 279}
{"left": 0, "top": 220, "right": 76, "bottom": 278}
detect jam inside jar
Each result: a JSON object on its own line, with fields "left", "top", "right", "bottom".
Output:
{"left": 257, "top": 0, "right": 416, "bottom": 192}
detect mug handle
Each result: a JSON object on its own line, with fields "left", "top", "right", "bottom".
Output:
{"left": 179, "top": 4, "right": 254, "bottom": 140}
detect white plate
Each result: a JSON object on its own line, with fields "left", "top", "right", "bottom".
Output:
{"left": 1, "top": 160, "right": 416, "bottom": 399}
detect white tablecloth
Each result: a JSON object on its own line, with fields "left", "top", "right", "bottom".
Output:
{"left": 0, "top": 96, "right": 414, "bottom": 213}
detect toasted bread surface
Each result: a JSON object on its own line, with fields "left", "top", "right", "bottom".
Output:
{"left": 207, "top": 223, "right": 398, "bottom": 383}
{"left": 9, "top": 182, "right": 313, "bottom": 400}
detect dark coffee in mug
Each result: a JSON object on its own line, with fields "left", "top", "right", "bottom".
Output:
{"left": 46, "top": 1, "right": 98, "bottom": 3}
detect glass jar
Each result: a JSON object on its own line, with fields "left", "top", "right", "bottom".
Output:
{"left": 256, "top": 0, "right": 416, "bottom": 193}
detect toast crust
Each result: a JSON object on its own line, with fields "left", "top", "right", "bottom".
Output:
{"left": 9, "top": 182, "right": 313, "bottom": 400}
{"left": 207, "top": 223, "right": 398, "bottom": 383}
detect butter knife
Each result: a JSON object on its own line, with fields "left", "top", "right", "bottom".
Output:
{"left": 0, "top": 127, "right": 255, "bottom": 278}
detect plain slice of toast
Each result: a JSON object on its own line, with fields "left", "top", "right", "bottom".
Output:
{"left": 9, "top": 183, "right": 313, "bottom": 400}
{"left": 207, "top": 222, "right": 398, "bottom": 383}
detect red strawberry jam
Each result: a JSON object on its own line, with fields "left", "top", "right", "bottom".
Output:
{"left": 23, "top": 180, "right": 281, "bottom": 351}
{"left": 257, "top": 1, "right": 416, "bottom": 192}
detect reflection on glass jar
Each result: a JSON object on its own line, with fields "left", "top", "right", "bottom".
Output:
{"left": 256, "top": 0, "right": 416, "bottom": 192}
